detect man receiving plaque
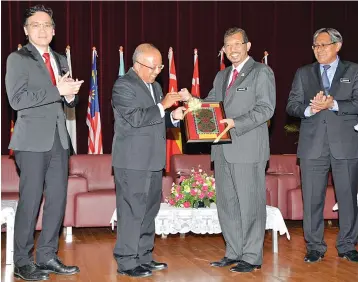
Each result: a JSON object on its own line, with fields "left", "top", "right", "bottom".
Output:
{"left": 181, "top": 27, "right": 276, "bottom": 272}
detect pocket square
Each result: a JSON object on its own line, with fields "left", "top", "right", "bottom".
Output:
{"left": 340, "top": 78, "right": 351, "bottom": 83}
{"left": 236, "top": 87, "right": 248, "bottom": 91}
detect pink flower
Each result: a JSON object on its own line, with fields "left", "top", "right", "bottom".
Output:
{"left": 207, "top": 191, "right": 215, "bottom": 198}
{"left": 202, "top": 184, "right": 208, "bottom": 191}
{"left": 190, "top": 189, "right": 197, "bottom": 196}
{"left": 199, "top": 193, "right": 205, "bottom": 199}
{"left": 183, "top": 202, "right": 191, "bottom": 208}
{"left": 179, "top": 176, "right": 186, "bottom": 183}
{"left": 192, "top": 182, "right": 197, "bottom": 187}
{"left": 169, "top": 199, "right": 176, "bottom": 206}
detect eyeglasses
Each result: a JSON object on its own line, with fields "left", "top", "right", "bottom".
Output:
{"left": 312, "top": 42, "right": 336, "bottom": 50}
{"left": 136, "top": 61, "right": 164, "bottom": 71}
{"left": 224, "top": 42, "right": 247, "bottom": 49}
{"left": 26, "top": 22, "right": 53, "bottom": 30}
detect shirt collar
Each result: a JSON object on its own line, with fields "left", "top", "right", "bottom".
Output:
{"left": 232, "top": 56, "right": 250, "bottom": 73}
{"left": 320, "top": 56, "right": 339, "bottom": 69}
{"left": 33, "top": 45, "right": 51, "bottom": 57}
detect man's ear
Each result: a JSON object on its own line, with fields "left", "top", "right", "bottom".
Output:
{"left": 246, "top": 42, "right": 252, "bottom": 52}
{"left": 24, "top": 26, "right": 28, "bottom": 36}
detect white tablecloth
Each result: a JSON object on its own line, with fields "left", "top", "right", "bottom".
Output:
{"left": 110, "top": 203, "right": 290, "bottom": 240}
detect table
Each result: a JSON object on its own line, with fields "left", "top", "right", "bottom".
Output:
{"left": 1, "top": 200, "right": 18, "bottom": 265}
{"left": 110, "top": 203, "right": 290, "bottom": 253}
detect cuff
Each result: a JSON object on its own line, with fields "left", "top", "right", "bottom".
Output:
{"left": 157, "top": 103, "right": 165, "bottom": 118}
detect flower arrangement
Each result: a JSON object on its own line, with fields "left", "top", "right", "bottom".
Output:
{"left": 166, "top": 167, "right": 216, "bottom": 208}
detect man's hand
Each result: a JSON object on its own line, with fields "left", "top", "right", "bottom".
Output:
{"left": 57, "top": 72, "right": 84, "bottom": 96}
{"left": 310, "top": 91, "right": 334, "bottom": 113}
{"left": 220, "top": 118, "right": 235, "bottom": 129}
{"left": 178, "top": 88, "right": 192, "bottom": 102}
{"left": 161, "top": 92, "right": 182, "bottom": 110}
{"left": 171, "top": 106, "right": 186, "bottom": 120}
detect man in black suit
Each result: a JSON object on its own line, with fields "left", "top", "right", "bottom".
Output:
{"left": 111, "top": 43, "right": 186, "bottom": 278}
{"left": 5, "top": 5, "right": 84, "bottom": 281}
{"left": 287, "top": 28, "right": 358, "bottom": 263}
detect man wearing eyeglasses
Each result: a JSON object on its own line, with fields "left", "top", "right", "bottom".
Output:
{"left": 179, "top": 27, "right": 276, "bottom": 273}
{"left": 287, "top": 28, "right": 358, "bottom": 263}
{"left": 5, "top": 4, "right": 83, "bottom": 281}
{"left": 111, "top": 43, "right": 186, "bottom": 278}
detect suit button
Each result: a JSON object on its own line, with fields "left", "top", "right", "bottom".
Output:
{"left": 323, "top": 120, "right": 326, "bottom": 124}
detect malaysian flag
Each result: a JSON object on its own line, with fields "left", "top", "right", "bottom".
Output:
{"left": 86, "top": 47, "right": 103, "bottom": 154}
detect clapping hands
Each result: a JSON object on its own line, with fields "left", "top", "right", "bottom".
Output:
{"left": 309, "top": 91, "right": 334, "bottom": 114}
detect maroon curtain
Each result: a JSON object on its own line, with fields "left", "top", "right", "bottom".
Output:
{"left": 2, "top": 1, "right": 358, "bottom": 155}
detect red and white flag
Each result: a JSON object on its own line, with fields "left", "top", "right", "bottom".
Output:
{"left": 191, "top": 48, "right": 200, "bottom": 98}
{"left": 166, "top": 47, "right": 182, "bottom": 172}
{"left": 218, "top": 47, "right": 225, "bottom": 71}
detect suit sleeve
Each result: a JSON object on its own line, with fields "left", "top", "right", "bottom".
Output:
{"left": 286, "top": 68, "right": 307, "bottom": 118}
{"left": 58, "top": 54, "right": 79, "bottom": 108}
{"left": 233, "top": 66, "right": 276, "bottom": 136}
{"left": 336, "top": 69, "right": 358, "bottom": 115}
{"left": 112, "top": 79, "right": 163, "bottom": 128}
{"left": 5, "top": 52, "right": 62, "bottom": 111}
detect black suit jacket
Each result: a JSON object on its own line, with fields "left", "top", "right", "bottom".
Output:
{"left": 286, "top": 60, "right": 358, "bottom": 159}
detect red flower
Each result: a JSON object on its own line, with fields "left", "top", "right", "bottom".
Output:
{"left": 183, "top": 202, "right": 191, "bottom": 208}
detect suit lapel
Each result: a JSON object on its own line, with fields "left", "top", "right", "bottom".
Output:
{"left": 128, "top": 69, "right": 155, "bottom": 104}
{"left": 225, "top": 57, "right": 255, "bottom": 101}
{"left": 25, "top": 43, "right": 54, "bottom": 85}
{"left": 51, "top": 49, "right": 62, "bottom": 76}
{"left": 221, "top": 68, "right": 231, "bottom": 100}
{"left": 330, "top": 60, "right": 348, "bottom": 96}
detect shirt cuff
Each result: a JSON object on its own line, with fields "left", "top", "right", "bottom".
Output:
{"left": 64, "top": 95, "right": 75, "bottom": 103}
{"left": 170, "top": 113, "right": 180, "bottom": 127}
{"left": 157, "top": 103, "right": 165, "bottom": 118}
{"left": 329, "top": 100, "right": 339, "bottom": 111}
{"left": 304, "top": 106, "right": 314, "bottom": 117}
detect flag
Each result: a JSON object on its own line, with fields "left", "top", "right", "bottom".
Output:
{"left": 166, "top": 47, "right": 182, "bottom": 172}
{"left": 261, "top": 51, "right": 269, "bottom": 65}
{"left": 9, "top": 44, "right": 22, "bottom": 156}
{"left": 64, "top": 45, "right": 77, "bottom": 154}
{"left": 218, "top": 47, "right": 225, "bottom": 71}
{"left": 118, "top": 46, "right": 125, "bottom": 77}
{"left": 191, "top": 48, "right": 200, "bottom": 98}
{"left": 9, "top": 119, "right": 14, "bottom": 157}
{"left": 86, "top": 47, "right": 103, "bottom": 154}
{"left": 262, "top": 51, "right": 271, "bottom": 127}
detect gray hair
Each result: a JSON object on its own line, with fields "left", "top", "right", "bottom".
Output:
{"left": 313, "top": 28, "right": 343, "bottom": 45}
{"left": 132, "top": 43, "right": 159, "bottom": 64}
{"left": 224, "top": 27, "right": 249, "bottom": 43}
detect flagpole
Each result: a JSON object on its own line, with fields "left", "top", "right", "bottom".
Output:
{"left": 118, "top": 46, "right": 125, "bottom": 77}
{"left": 65, "top": 45, "right": 77, "bottom": 154}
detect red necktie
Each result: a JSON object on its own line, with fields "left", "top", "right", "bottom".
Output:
{"left": 226, "top": 69, "right": 239, "bottom": 94}
{"left": 43, "top": 53, "right": 56, "bottom": 85}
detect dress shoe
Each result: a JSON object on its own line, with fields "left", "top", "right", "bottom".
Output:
{"left": 141, "top": 260, "right": 168, "bottom": 271}
{"left": 210, "top": 257, "right": 240, "bottom": 267}
{"left": 117, "top": 265, "right": 152, "bottom": 277}
{"left": 14, "top": 262, "right": 49, "bottom": 281}
{"left": 338, "top": 250, "right": 358, "bottom": 262}
{"left": 37, "top": 257, "right": 80, "bottom": 275}
{"left": 230, "top": 260, "right": 261, "bottom": 273}
{"left": 304, "top": 250, "right": 324, "bottom": 263}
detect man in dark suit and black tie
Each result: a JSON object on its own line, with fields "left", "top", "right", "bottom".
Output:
{"left": 287, "top": 28, "right": 358, "bottom": 263}
{"left": 5, "top": 5, "right": 84, "bottom": 281}
{"left": 111, "top": 43, "right": 186, "bottom": 278}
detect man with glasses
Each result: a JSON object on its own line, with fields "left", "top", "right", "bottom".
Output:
{"left": 180, "top": 27, "right": 276, "bottom": 273}
{"left": 5, "top": 4, "right": 83, "bottom": 281}
{"left": 111, "top": 43, "right": 186, "bottom": 278}
{"left": 287, "top": 28, "right": 358, "bottom": 263}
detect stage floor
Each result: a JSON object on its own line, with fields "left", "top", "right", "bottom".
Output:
{"left": 1, "top": 224, "right": 357, "bottom": 282}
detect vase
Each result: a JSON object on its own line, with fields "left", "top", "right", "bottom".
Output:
{"left": 194, "top": 201, "right": 205, "bottom": 208}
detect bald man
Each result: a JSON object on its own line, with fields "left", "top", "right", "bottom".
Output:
{"left": 111, "top": 44, "right": 185, "bottom": 278}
